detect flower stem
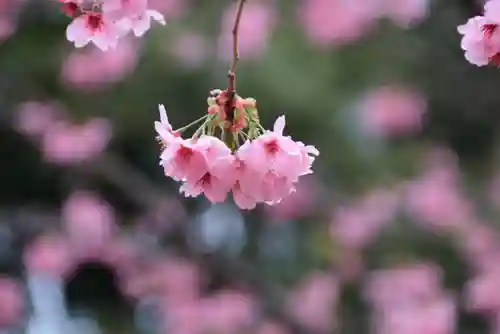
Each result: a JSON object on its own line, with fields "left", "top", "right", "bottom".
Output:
{"left": 177, "top": 114, "right": 209, "bottom": 133}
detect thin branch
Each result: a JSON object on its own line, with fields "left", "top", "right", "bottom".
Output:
{"left": 227, "top": 0, "right": 247, "bottom": 93}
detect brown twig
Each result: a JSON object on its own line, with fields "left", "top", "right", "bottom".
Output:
{"left": 227, "top": 0, "right": 247, "bottom": 93}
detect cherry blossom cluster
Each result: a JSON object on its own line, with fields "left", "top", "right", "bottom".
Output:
{"left": 60, "top": 0, "right": 165, "bottom": 51}
{"left": 154, "top": 92, "right": 319, "bottom": 210}
{"left": 458, "top": 0, "right": 500, "bottom": 66}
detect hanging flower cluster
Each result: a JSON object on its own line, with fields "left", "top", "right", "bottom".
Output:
{"left": 458, "top": 0, "right": 500, "bottom": 66}
{"left": 60, "top": 0, "right": 165, "bottom": 51}
{"left": 154, "top": 92, "right": 319, "bottom": 210}
{"left": 58, "top": 0, "right": 320, "bottom": 209}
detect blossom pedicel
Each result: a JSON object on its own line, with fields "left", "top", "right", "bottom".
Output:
{"left": 61, "top": 0, "right": 165, "bottom": 51}
{"left": 154, "top": 92, "right": 319, "bottom": 210}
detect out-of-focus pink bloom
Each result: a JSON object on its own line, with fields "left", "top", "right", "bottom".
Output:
{"left": 160, "top": 300, "right": 203, "bottom": 334}
{"left": 41, "top": 118, "right": 112, "bottom": 165}
{"left": 298, "top": 0, "right": 378, "bottom": 47}
{"left": 62, "top": 38, "right": 139, "bottom": 89}
{"left": 287, "top": 272, "right": 339, "bottom": 332}
{"left": 404, "top": 172, "right": 472, "bottom": 232}
{"left": 172, "top": 32, "right": 208, "bottom": 68}
{"left": 264, "top": 176, "right": 319, "bottom": 222}
{"left": 23, "top": 234, "right": 74, "bottom": 278}
{"left": 123, "top": 257, "right": 199, "bottom": 302}
{"left": 364, "top": 262, "right": 443, "bottom": 309}
{"left": 62, "top": 191, "right": 116, "bottom": 259}
{"left": 0, "top": 18, "right": 14, "bottom": 41}
{"left": 374, "top": 296, "right": 456, "bottom": 334}
{"left": 256, "top": 321, "right": 290, "bottom": 334}
{"left": 218, "top": 1, "right": 276, "bottom": 61}
{"left": 379, "top": 0, "right": 429, "bottom": 28}
{"left": 360, "top": 85, "right": 426, "bottom": 137}
{"left": 0, "top": 277, "right": 24, "bottom": 327}
{"left": 330, "top": 188, "right": 399, "bottom": 249}
{"left": 459, "top": 224, "right": 500, "bottom": 273}
{"left": 465, "top": 266, "right": 500, "bottom": 314}
{"left": 200, "top": 291, "right": 256, "bottom": 334}
{"left": 14, "top": 101, "right": 62, "bottom": 137}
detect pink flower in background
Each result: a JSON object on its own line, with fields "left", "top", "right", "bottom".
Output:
{"left": 459, "top": 224, "right": 500, "bottom": 273}
{"left": 257, "top": 322, "right": 290, "bottom": 334}
{"left": 380, "top": 0, "right": 429, "bottom": 28}
{"left": 14, "top": 101, "right": 62, "bottom": 137}
{"left": 0, "top": 18, "right": 14, "bottom": 41}
{"left": 62, "top": 191, "right": 116, "bottom": 259}
{"left": 465, "top": 268, "right": 500, "bottom": 314}
{"left": 404, "top": 161, "right": 473, "bottom": 232}
{"left": 330, "top": 188, "right": 399, "bottom": 249}
{"left": 287, "top": 272, "right": 339, "bottom": 332}
{"left": 62, "top": 38, "right": 139, "bottom": 89}
{"left": 0, "top": 277, "right": 24, "bottom": 327}
{"left": 364, "top": 263, "right": 443, "bottom": 308}
{"left": 41, "top": 118, "right": 112, "bottom": 165}
{"left": 298, "top": 0, "right": 378, "bottom": 47}
{"left": 23, "top": 234, "right": 74, "bottom": 278}
{"left": 218, "top": 1, "right": 276, "bottom": 61}
{"left": 374, "top": 296, "right": 456, "bottom": 334}
{"left": 360, "top": 85, "right": 426, "bottom": 137}
{"left": 264, "top": 175, "right": 319, "bottom": 222}
{"left": 172, "top": 32, "right": 208, "bottom": 68}
{"left": 200, "top": 291, "right": 256, "bottom": 334}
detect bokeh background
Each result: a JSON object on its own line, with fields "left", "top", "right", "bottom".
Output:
{"left": 1, "top": 0, "right": 500, "bottom": 333}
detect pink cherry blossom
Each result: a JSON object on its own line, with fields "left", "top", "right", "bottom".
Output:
{"left": 172, "top": 32, "right": 208, "bottom": 68}
{"left": 23, "top": 234, "right": 75, "bottom": 278}
{"left": 465, "top": 267, "right": 500, "bottom": 314}
{"left": 374, "top": 296, "right": 456, "bottom": 334}
{"left": 41, "top": 118, "right": 112, "bottom": 165}
{"left": 62, "top": 191, "right": 116, "bottom": 259}
{"left": 379, "top": 0, "right": 429, "bottom": 28}
{"left": 287, "top": 272, "right": 339, "bottom": 332}
{"left": 14, "top": 101, "right": 62, "bottom": 137}
{"left": 61, "top": 38, "right": 139, "bottom": 89}
{"left": 0, "top": 277, "right": 24, "bottom": 326}
{"left": 298, "top": 0, "right": 378, "bottom": 47}
{"left": 256, "top": 322, "right": 290, "bottom": 334}
{"left": 360, "top": 85, "right": 426, "bottom": 137}
{"left": 218, "top": 1, "right": 276, "bottom": 61}
{"left": 66, "top": 12, "right": 120, "bottom": 51}
{"left": 104, "top": 0, "right": 166, "bottom": 37}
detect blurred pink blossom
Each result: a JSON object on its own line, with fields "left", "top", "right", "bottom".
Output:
{"left": 264, "top": 176, "right": 320, "bottom": 222}
{"left": 287, "top": 272, "right": 339, "bottom": 332}
{"left": 0, "top": 277, "right": 24, "bottom": 327}
{"left": 62, "top": 39, "right": 139, "bottom": 89}
{"left": 330, "top": 188, "right": 399, "bottom": 249}
{"left": 218, "top": 1, "right": 276, "bottom": 61}
{"left": 171, "top": 32, "right": 208, "bottom": 68}
{"left": 374, "top": 296, "right": 456, "bottom": 334}
{"left": 256, "top": 321, "right": 290, "bottom": 334}
{"left": 465, "top": 268, "right": 500, "bottom": 314}
{"left": 41, "top": 118, "right": 112, "bottom": 165}
{"left": 0, "top": 18, "right": 14, "bottom": 41}
{"left": 380, "top": 0, "right": 429, "bottom": 28}
{"left": 298, "top": 0, "right": 378, "bottom": 47}
{"left": 23, "top": 234, "right": 75, "bottom": 278}
{"left": 14, "top": 101, "right": 62, "bottom": 137}
{"left": 404, "top": 149, "right": 473, "bottom": 232}
{"left": 62, "top": 191, "right": 116, "bottom": 259}
{"left": 364, "top": 262, "right": 443, "bottom": 309}
{"left": 459, "top": 224, "right": 500, "bottom": 273}
{"left": 199, "top": 291, "right": 256, "bottom": 334}
{"left": 360, "top": 85, "right": 426, "bottom": 137}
